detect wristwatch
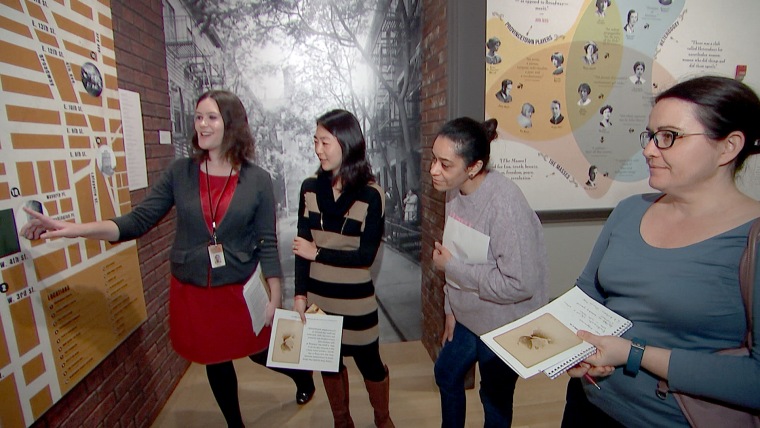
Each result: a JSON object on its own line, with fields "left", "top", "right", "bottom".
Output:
{"left": 624, "top": 337, "right": 646, "bottom": 377}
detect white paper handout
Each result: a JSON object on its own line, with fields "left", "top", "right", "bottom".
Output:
{"left": 242, "top": 263, "right": 269, "bottom": 335}
{"left": 442, "top": 215, "right": 490, "bottom": 289}
{"left": 266, "top": 309, "right": 344, "bottom": 372}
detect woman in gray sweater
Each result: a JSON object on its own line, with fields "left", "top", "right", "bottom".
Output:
{"left": 430, "top": 117, "right": 548, "bottom": 427}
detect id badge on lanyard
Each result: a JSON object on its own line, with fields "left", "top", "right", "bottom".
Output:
{"left": 205, "top": 161, "right": 234, "bottom": 269}
{"left": 208, "top": 242, "right": 226, "bottom": 268}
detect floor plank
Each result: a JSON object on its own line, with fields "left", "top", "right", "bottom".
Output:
{"left": 151, "top": 341, "right": 569, "bottom": 427}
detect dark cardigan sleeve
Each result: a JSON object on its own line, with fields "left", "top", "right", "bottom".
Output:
{"left": 111, "top": 160, "right": 177, "bottom": 241}
{"left": 252, "top": 167, "right": 282, "bottom": 279}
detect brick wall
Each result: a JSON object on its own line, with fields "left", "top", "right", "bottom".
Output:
{"left": 31, "top": 0, "right": 188, "bottom": 426}
{"left": 419, "top": 0, "right": 448, "bottom": 360}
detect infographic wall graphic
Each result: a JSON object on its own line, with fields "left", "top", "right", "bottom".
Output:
{"left": 0, "top": 1, "right": 147, "bottom": 426}
{"left": 486, "top": 0, "right": 760, "bottom": 211}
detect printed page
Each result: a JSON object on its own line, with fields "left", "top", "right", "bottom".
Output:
{"left": 481, "top": 286, "right": 631, "bottom": 378}
{"left": 442, "top": 216, "right": 490, "bottom": 289}
{"left": 242, "top": 263, "right": 270, "bottom": 335}
{"left": 266, "top": 309, "right": 343, "bottom": 372}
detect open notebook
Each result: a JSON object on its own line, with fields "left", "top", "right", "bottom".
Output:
{"left": 480, "top": 286, "right": 632, "bottom": 379}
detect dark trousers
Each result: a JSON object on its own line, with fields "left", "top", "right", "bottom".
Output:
{"left": 561, "top": 377, "right": 624, "bottom": 427}
{"left": 434, "top": 322, "right": 519, "bottom": 428}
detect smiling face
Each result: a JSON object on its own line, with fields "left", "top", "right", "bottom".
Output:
{"left": 313, "top": 125, "right": 343, "bottom": 174}
{"left": 195, "top": 98, "right": 224, "bottom": 155}
{"left": 643, "top": 98, "right": 723, "bottom": 193}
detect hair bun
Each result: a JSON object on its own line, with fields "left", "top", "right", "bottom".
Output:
{"left": 482, "top": 118, "right": 499, "bottom": 143}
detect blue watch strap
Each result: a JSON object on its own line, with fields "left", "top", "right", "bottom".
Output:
{"left": 624, "top": 337, "right": 646, "bottom": 377}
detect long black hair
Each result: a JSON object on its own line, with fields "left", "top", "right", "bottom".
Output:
{"left": 656, "top": 75, "right": 760, "bottom": 175}
{"left": 191, "top": 90, "right": 255, "bottom": 169}
{"left": 316, "top": 109, "right": 374, "bottom": 194}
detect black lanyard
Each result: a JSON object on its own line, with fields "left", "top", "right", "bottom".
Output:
{"left": 205, "top": 159, "right": 234, "bottom": 245}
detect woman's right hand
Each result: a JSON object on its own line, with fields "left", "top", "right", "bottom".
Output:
{"left": 19, "top": 207, "right": 82, "bottom": 240}
{"left": 293, "top": 297, "right": 307, "bottom": 323}
{"left": 441, "top": 313, "right": 456, "bottom": 346}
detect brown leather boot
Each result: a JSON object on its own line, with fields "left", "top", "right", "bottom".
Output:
{"left": 321, "top": 367, "right": 354, "bottom": 428}
{"left": 364, "top": 366, "right": 395, "bottom": 428}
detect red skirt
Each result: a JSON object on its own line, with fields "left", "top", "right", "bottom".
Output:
{"left": 169, "top": 275, "right": 271, "bottom": 364}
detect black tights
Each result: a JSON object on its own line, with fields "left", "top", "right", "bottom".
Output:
{"left": 206, "top": 351, "right": 313, "bottom": 428}
{"left": 342, "top": 341, "right": 386, "bottom": 382}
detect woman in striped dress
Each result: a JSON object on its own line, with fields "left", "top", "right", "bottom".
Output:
{"left": 292, "top": 109, "right": 394, "bottom": 428}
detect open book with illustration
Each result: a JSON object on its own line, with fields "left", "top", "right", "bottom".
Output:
{"left": 480, "top": 286, "right": 632, "bottom": 379}
{"left": 266, "top": 307, "right": 343, "bottom": 372}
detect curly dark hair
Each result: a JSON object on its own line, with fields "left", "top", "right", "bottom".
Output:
{"left": 315, "top": 109, "right": 375, "bottom": 194}
{"left": 435, "top": 117, "right": 499, "bottom": 174}
{"left": 191, "top": 90, "right": 254, "bottom": 169}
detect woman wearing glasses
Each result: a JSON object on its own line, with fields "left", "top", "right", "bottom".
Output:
{"left": 561, "top": 76, "right": 760, "bottom": 427}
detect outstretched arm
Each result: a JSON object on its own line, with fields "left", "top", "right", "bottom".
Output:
{"left": 20, "top": 207, "right": 119, "bottom": 241}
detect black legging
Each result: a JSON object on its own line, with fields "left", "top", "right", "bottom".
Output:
{"left": 206, "top": 351, "right": 312, "bottom": 428}
{"left": 342, "top": 340, "right": 386, "bottom": 382}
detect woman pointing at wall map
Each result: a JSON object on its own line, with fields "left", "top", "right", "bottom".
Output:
{"left": 19, "top": 90, "right": 315, "bottom": 427}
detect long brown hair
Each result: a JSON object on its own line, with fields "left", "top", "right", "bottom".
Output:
{"left": 191, "top": 90, "right": 255, "bottom": 169}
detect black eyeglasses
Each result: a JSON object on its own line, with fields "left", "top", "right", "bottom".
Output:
{"left": 639, "top": 130, "right": 710, "bottom": 149}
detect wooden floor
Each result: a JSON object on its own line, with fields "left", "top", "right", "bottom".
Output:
{"left": 151, "top": 341, "right": 568, "bottom": 427}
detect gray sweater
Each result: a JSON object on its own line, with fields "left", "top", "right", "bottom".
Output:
{"left": 444, "top": 171, "right": 548, "bottom": 335}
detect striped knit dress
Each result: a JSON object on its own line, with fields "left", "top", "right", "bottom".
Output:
{"left": 294, "top": 172, "right": 385, "bottom": 354}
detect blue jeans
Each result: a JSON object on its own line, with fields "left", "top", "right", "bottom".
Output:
{"left": 434, "top": 322, "right": 519, "bottom": 428}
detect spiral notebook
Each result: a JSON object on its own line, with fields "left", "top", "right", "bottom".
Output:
{"left": 480, "top": 286, "right": 632, "bottom": 379}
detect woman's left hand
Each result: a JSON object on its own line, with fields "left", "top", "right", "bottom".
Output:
{"left": 432, "top": 241, "right": 452, "bottom": 271}
{"left": 567, "top": 361, "right": 615, "bottom": 378}
{"left": 293, "top": 237, "right": 318, "bottom": 260}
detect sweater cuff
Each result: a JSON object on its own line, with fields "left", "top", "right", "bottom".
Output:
{"left": 446, "top": 258, "right": 473, "bottom": 292}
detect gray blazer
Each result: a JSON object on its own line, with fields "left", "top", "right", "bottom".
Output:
{"left": 112, "top": 158, "right": 281, "bottom": 287}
